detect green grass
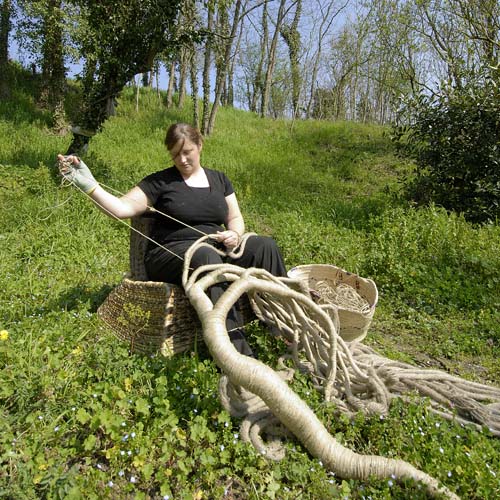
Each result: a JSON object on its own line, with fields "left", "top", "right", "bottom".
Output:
{"left": 1, "top": 65, "right": 499, "bottom": 499}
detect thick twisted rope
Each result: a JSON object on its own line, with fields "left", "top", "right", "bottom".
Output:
{"left": 182, "top": 235, "right": 464, "bottom": 499}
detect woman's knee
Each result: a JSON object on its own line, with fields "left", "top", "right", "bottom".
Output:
{"left": 190, "top": 245, "right": 223, "bottom": 268}
{"left": 245, "top": 235, "right": 279, "bottom": 252}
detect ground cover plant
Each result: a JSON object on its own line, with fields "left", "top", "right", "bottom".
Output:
{"left": 1, "top": 67, "right": 499, "bottom": 498}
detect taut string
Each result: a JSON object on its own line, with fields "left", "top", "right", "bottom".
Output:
{"left": 60, "top": 176, "right": 217, "bottom": 264}
{"left": 98, "top": 180, "right": 208, "bottom": 238}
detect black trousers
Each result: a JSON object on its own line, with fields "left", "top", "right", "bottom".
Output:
{"left": 145, "top": 235, "right": 287, "bottom": 332}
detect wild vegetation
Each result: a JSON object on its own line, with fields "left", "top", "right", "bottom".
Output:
{"left": 3, "top": 1, "right": 499, "bottom": 135}
{"left": 392, "top": 75, "right": 500, "bottom": 224}
{"left": 0, "top": 65, "right": 499, "bottom": 498}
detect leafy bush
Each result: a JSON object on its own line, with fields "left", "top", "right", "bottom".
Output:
{"left": 393, "top": 77, "right": 500, "bottom": 223}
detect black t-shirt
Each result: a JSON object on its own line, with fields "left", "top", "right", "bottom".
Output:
{"left": 137, "top": 166, "right": 234, "bottom": 245}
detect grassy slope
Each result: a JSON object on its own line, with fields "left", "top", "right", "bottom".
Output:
{"left": 1, "top": 68, "right": 499, "bottom": 499}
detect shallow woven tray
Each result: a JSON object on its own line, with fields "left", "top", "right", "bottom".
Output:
{"left": 288, "top": 264, "right": 378, "bottom": 343}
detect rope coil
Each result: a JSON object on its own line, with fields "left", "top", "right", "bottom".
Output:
{"left": 316, "top": 280, "right": 372, "bottom": 314}
{"left": 182, "top": 236, "right": 499, "bottom": 499}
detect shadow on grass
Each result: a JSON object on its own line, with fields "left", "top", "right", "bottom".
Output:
{"left": 328, "top": 196, "right": 395, "bottom": 231}
{"left": 0, "top": 89, "right": 52, "bottom": 127}
{"left": 0, "top": 63, "right": 86, "bottom": 170}
{"left": 0, "top": 63, "right": 83, "bottom": 125}
{"left": 29, "top": 284, "right": 115, "bottom": 317}
{"left": 11, "top": 147, "right": 62, "bottom": 172}
{"left": 58, "top": 283, "right": 116, "bottom": 313}
{"left": 294, "top": 121, "right": 394, "bottom": 170}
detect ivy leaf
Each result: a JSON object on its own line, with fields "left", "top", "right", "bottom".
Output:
{"left": 135, "top": 398, "right": 150, "bottom": 416}
{"left": 76, "top": 408, "right": 90, "bottom": 425}
{"left": 83, "top": 434, "right": 97, "bottom": 451}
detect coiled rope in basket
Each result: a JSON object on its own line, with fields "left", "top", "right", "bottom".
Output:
{"left": 287, "top": 263, "right": 378, "bottom": 343}
{"left": 181, "top": 234, "right": 500, "bottom": 499}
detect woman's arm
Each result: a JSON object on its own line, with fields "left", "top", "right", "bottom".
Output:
{"left": 225, "top": 193, "right": 245, "bottom": 235}
{"left": 90, "top": 185, "right": 150, "bottom": 219}
{"left": 217, "top": 192, "right": 245, "bottom": 249}
{"left": 58, "top": 154, "right": 150, "bottom": 219}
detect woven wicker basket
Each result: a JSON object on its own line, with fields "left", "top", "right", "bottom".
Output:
{"left": 97, "top": 215, "right": 253, "bottom": 356}
{"left": 288, "top": 264, "right": 378, "bottom": 343}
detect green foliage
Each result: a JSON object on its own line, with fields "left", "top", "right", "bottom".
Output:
{"left": 1, "top": 72, "right": 499, "bottom": 498}
{"left": 363, "top": 206, "right": 500, "bottom": 317}
{"left": 393, "top": 77, "right": 500, "bottom": 223}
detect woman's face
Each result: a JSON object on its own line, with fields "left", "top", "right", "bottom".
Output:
{"left": 169, "top": 138, "right": 202, "bottom": 177}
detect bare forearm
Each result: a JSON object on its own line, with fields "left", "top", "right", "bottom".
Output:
{"left": 89, "top": 186, "right": 147, "bottom": 219}
{"left": 226, "top": 215, "right": 245, "bottom": 236}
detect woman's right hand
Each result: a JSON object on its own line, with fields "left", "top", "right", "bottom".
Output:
{"left": 57, "top": 154, "right": 98, "bottom": 194}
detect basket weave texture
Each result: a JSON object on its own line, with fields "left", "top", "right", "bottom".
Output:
{"left": 97, "top": 216, "right": 253, "bottom": 356}
{"left": 287, "top": 264, "right": 378, "bottom": 343}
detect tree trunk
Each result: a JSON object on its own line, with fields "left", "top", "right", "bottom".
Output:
{"left": 214, "top": 3, "right": 229, "bottom": 106}
{"left": 201, "top": 3, "right": 215, "bottom": 135}
{"left": 178, "top": 47, "right": 188, "bottom": 108}
{"left": 135, "top": 74, "right": 140, "bottom": 112}
{"left": 206, "top": 0, "right": 243, "bottom": 135}
{"left": 250, "top": 0, "right": 268, "bottom": 113}
{"left": 155, "top": 62, "right": 161, "bottom": 103}
{"left": 0, "top": 0, "right": 12, "bottom": 99}
{"left": 261, "top": 0, "right": 287, "bottom": 118}
{"left": 280, "top": 0, "right": 302, "bottom": 118}
{"left": 190, "top": 47, "right": 200, "bottom": 128}
{"left": 227, "top": 14, "right": 245, "bottom": 108}
{"left": 166, "top": 60, "right": 176, "bottom": 108}
{"left": 39, "top": 0, "right": 67, "bottom": 132}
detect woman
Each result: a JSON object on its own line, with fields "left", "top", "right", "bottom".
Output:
{"left": 58, "top": 123, "right": 287, "bottom": 355}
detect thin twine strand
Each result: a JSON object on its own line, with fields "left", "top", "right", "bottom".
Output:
{"left": 98, "top": 180, "right": 208, "bottom": 238}
{"left": 59, "top": 176, "right": 205, "bottom": 263}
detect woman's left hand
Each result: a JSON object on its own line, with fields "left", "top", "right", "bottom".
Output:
{"left": 216, "top": 230, "right": 240, "bottom": 249}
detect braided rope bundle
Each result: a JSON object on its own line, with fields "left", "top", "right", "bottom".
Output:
{"left": 182, "top": 235, "right": 477, "bottom": 499}
{"left": 316, "top": 280, "right": 372, "bottom": 314}
{"left": 244, "top": 262, "right": 500, "bottom": 435}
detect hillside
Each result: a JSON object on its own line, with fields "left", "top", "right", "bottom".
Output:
{"left": 1, "top": 67, "right": 499, "bottom": 498}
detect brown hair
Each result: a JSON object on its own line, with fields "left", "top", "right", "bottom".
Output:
{"left": 164, "top": 123, "right": 203, "bottom": 151}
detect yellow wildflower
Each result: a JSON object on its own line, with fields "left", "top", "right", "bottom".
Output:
{"left": 124, "top": 377, "right": 132, "bottom": 392}
{"left": 0, "top": 330, "right": 8, "bottom": 341}
{"left": 71, "top": 346, "right": 82, "bottom": 355}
